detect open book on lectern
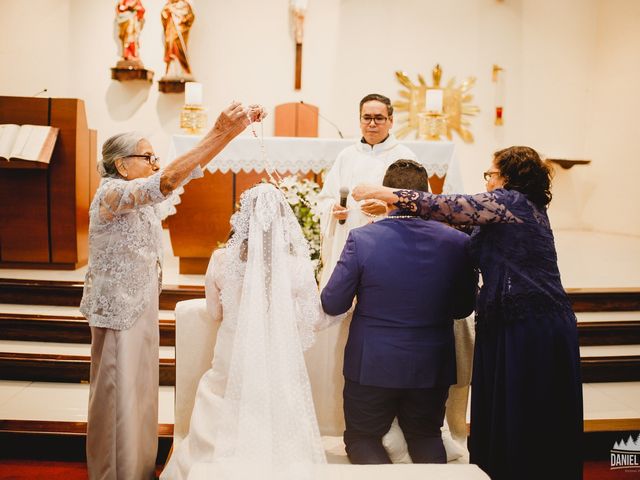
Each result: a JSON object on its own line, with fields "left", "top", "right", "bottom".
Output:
{"left": 0, "top": 124, "right": 59, "bottom": 166}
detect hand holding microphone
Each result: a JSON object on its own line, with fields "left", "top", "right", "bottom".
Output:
{"left": 332, "top": 186, "right": 350, "bottom": 224}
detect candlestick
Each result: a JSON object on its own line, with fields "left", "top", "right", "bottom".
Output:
{"left": 185, "top": 82, "right": 203, "bottom": 105}
{"left": 418, "top": 112, "right": 446, "bottom": 141}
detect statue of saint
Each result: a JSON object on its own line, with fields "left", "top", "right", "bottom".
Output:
{"left": 161, "top": 0, "right": 195, "bottom": 79}
{"left": 116, "top": 0, "right": 146, "bottom": 68}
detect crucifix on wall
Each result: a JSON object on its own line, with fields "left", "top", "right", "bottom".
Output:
{"left": 290, "top": 0, "right": 307, "bottom": 90}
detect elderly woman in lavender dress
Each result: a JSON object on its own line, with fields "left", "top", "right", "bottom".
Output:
{"left": 79, "top": 102, "right": 265, "bottom": 480}
{"left": 352, "top": 146, "right": 583, "bottom": 480}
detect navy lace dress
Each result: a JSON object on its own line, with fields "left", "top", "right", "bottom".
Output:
{"left": 395, "top": 188, "right": 583, "bottom": 480}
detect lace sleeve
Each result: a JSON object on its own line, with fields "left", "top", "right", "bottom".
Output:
{"left": 99, "top": 167, "right": 204, "bottom": 221}
{"left": 204, "top": 249, "right": 224, "bottom": 322}
{"left": 394, "top": 188, "right": 523, "bottom": 226}
{"left": 154, "top": 165, "right": 204, "bottom": 220}
{"left": 98, "top": 172, "right": 166, "bottom": 220}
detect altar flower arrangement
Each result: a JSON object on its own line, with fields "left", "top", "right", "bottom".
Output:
{"left": 277, "top": 175, "right": 322, "bottom": 275}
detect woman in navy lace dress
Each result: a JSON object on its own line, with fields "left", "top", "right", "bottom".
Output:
{"left": 352, "top": 146, "right": 582, "bottom": 480}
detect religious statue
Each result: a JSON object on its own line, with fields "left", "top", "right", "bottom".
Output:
{"left": 161, "top": 0, "right": 195, "bottom": 80}
{"left": 116, "top": 0, "right": 145, "bottom": 66}
{"left": 111, "top": 0, "right": 153, "bottom": 81}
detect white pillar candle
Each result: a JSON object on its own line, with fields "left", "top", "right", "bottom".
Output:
{"left": 185, "top": 82, "right": 203, "bottom": 105}
{"left": 426, "top": 89, "right": 443, "bottom": 113}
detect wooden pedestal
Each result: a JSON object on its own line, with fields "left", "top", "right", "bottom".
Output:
{"left": 159, "top": 78, "right": 189, "bottom": 93}
{"left": 111, "top": 67, "right": 154, "bottom": 82}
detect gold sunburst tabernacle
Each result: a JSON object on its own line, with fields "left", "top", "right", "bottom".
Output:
{"left": 393, "top": 64, "right": 480, "bottom": 143}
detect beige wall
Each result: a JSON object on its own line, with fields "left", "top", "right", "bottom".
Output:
{"left": 582, "top": 0, "right": 640, "bottom": 235}
{"left": 1, "top": 0, "right": 638, "bottom": 235}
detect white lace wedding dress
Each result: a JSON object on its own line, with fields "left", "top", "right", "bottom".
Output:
{"left": 161, "top": 184, "right": 333, "bottom": 480}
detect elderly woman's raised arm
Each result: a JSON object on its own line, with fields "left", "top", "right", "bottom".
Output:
{"left": 160, "top": 102, "right": 264, "bottom": 196}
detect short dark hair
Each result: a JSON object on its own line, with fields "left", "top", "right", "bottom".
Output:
{"left": 494, "top": 146, "right": 553, "bottom": 208}
{"left": 383, "top": 159, "right": 430, "bottom": 192}
{"left": 360, "top": 93, "right": 393, "bottom": 116}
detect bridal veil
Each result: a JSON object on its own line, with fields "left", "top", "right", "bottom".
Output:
{"left": 210, "top": 183, "right": 326, "bottom": 479}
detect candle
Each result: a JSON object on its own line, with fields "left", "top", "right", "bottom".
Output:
{"left": 185, "top": 82, "right": 203, "bottom": 105}
{"left": 426, "top": 89, "right": 443, "bottom": 113}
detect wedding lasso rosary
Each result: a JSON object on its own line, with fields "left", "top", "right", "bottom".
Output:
{"left": 247, "top": 111, "right": 316, "bottom": 211}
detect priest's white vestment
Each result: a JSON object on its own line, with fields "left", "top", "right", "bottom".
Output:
{"left": 317, "top": 135, "right": 417, "bottom": 288}
{"left": 308, "top": 134, "right": 416, "bottom": 435}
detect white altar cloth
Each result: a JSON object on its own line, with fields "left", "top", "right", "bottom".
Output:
{"left": 168, "top": 135, "right": 465, "bottom": 193}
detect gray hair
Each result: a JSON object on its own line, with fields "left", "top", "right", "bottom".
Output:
{"left": 98, "top": 132, "right": 145, "bottom": 178}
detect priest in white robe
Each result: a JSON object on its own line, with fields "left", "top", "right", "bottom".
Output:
{"left": 317, "top": 93, "right": 417, "bottom": 288}
{"left": 307, "top": 93, "right": 416, "bottom": 435}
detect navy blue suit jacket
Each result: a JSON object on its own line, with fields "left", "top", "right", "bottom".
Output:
{"left": 321, "top": 215, "right": 477, "bottom": 389}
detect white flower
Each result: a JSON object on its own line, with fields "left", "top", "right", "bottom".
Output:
{"left": 279, "top": 175, "right": 322, "bottom": 276}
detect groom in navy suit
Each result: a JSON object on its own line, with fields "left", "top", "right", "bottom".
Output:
{"left": 321, "top": 159, "right": 477, "bottom": 464}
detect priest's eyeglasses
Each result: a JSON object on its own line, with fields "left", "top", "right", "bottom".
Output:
{"left": 483, "top": 170, "right": 500, "bottom": 181}
{"left": 126, "top": 154, "right": 160, "bottom": 167}
{"left": 360, "top": 115, "right": 389, "bottom": 125}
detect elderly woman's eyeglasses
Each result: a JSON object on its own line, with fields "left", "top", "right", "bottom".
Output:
{"left": 483, "top": 170, "right": 500, "bottom": 181}
{"left": 360, "top": 115, "right": 389, "bottom": 125}
{"left": 125, "top": 154, "right": 160, "bottom": 167}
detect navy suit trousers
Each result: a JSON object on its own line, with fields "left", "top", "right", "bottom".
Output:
{"left": 343, "top": 378, "right": 449, "bottom": 464}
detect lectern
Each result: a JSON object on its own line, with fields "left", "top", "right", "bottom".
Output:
{"left": 0, "top": 96, "right": 97, "bottom": 269}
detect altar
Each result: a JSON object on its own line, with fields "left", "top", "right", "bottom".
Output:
{"left": 166, "top": 135, "right": 464, "bottom": 273}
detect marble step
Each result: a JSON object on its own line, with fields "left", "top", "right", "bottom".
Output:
{"left": 0, "top": 341, "right": 637, "bottom": 384}
{"left": 1, "top": 307, "right": 639, "bottom": 348}
{"left": 0, "top": 351, "right": 175, "bottom": 386}
{"left": 1, "top": 380, "right": 638, "bottom": 435}
{"left": 0, "top": 311, "right": 176, "bottom": 346}
{"left": 1, "top": 278, "right": 639, "bottom": 312}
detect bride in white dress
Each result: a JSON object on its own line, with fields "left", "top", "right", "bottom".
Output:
{"left": 161, "top": 183, "right": 333, "bottom": 480}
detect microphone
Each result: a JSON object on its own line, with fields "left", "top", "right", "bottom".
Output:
{"left": 32, "top": 88, "right": 48, "bottom": 97}
{"left": 300, "top": 100, "right": 344, "bottom": 139}
{"left": 338, "top": 186, "right": 349, "bottom": 225}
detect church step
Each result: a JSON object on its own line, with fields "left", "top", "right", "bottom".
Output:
{"left": 580, "top": 355, "right": 640, "bottom": 383}
{"left": 567, "top": 288, "right": 640, "bottom": 312}
{"left": 0, "top": 379, "right": 637, "bottom": 464}
{"left": 0, "top": 340, "right": 174, "bottom": 359}
{"left": 2, "top": 311, "right": 639, "bottom": 349}
{"left": 578, "top": 321, "right": 640, "bottom": 346}
{"left": 2, "top": 381, "right": 636, "bottom": 432}
{"left": 0, "top": 313, "right": 176, "bottom": 346}
{"left": 1, "top": 279, "right": 639, "bottom": 312}
{"left": 0, "top": 353, "right": 175, "bottom": 386}
{"left": 0, "top": 350, "right": 636, "bottom": 385}
{"left": 0, "top": 419, "right": 173, "bottom": 437}
{"left": 0, "top": 278, "right": 204, "bottom": 310}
